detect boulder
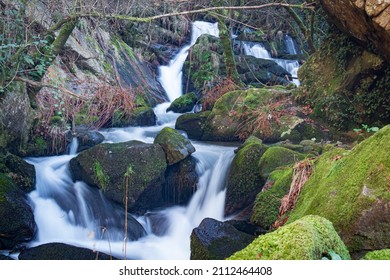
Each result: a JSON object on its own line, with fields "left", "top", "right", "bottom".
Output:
{"left": 166, "top": 93, "right": 198, "bottom": 113}
{"left": 320, "top": 0, "right": 390, "bottom": 62}
{"left": 154, "top": 127, "right": 195, "bottom": 165}
{"left": 258, "top": 146, "right": 305, "bottom": 179}
{"left": 225, "top": 136, "right": 268, "bottom": 216}
{"left": 18, "top": 242, "right": 117, "bottom": 260}
{"left": 251, "top": 168, "right": 293, "bottom": 229}
{"left": 287, "top": 125, "right": 390, "bottom": 256}
{"left": 190, "top": 218, "right": 255, "bottom": 260}
{"left": 69, "top": 141, "right": 167, "bottom": 214}
{"left": 111, "top": 107, "right": 157, "bottom": 127}
{"left": 175, "top": 111, "right": 210, "bottom": 140}
{"left": 73, "top": 127, "right": 105, "bottom": 153}
{"left": 0, "top": 174, "right": 36, "bottom": 250}
{"left": 229, "top": 215, "right": 350, "bottom": 260}
{"left": 3, "top": 153, "right": 36, "bottom": 193}
{"left": 164, "top": 156, "right": 198, "bottom": 205}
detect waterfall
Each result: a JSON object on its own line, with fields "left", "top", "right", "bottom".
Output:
{"left": 242, "top": 36, "right": 301, "bottom": 86}
{"left": 158, "top": 21, "right": 219, "bottom": 102}
{"left": 26, "top": 21, "right": 235, "bottom": 260}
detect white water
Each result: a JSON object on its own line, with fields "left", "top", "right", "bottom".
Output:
{"left": 158, "top": 21, "right": 219, "bottom": 102}
{"left": 26, "top": 21, "right": 236, "bottom": 260}
{"left": 243, "top": 35, "right": 301, "bottom": 86}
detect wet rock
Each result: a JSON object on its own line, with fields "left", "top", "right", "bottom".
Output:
{"left": 69, "top": 141, "right": 167, "bottom": 214}
{"left": 225, "top": 136, "right": 268, "bottom": 216}
{"left": 175, "top": 111, "right": 210, "bottom": 140}
{"left": 18, "top": 243, "right": 118, "bottom": 260}
{"left": 154, "top": 127, "right": 195, "bottom": 165}
{"left": 229, "top": 215, "right": 350, "bottom": 260}
{"left": 3, "top": 153, "right": 36, "bottom": 193}
{"left": 190, "top": 218, "right": 255, "bottom": 260}
{"left": 167, "top": 92, "right": 198, "bottom": 113}
{"left": 74, "top": 127, "right": 105, "bottom": 153}
{"left": 0, "top": 174, "right": 36, "bottom": 250}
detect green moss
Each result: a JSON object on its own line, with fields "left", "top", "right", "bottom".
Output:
{"left": 93, "top": 161, "right": 109, "bottom": 191}
{"left": 167, "top": 93, "right": 198, "bottom": 113}
{"left": 0, "top": 173, "right": 14, "bottom": 203}
{"left": 288, "top": 125, "right": 390, "bottom": 252}
{"left": 362, "top": 249, "right": 390, "bottom": 260}
{"left": 228, "top": 215, "right": 350, "bottom": 260}
{"left": 251, "top": 168, "right": 293, "bottom": 229}
{"left": 258, "top": 146, "right": 305, "bottom": 179}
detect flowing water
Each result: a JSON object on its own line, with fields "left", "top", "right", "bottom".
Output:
{"left": 242, "top": 35, "right": 301, "bottom": 86}
{"left": 25, "top": 21, "right": 237, "bottom": 260}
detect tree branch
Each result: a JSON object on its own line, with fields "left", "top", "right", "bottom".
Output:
{"left": 15, "top": 76, "right": 89, "bottom": 101}
{"left": 72, "top": 2, "right": 315, "bottom": 23}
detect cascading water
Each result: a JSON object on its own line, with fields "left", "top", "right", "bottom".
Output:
{"left": 242, "top": 35, "right": 301, "bottom": 86}
{"left": 26, "top": 21, "right": 235, "bottom": 260}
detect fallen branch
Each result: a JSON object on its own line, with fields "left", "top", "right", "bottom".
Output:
{"left": 15, "top": 76, "right": 89, "bottom": 101}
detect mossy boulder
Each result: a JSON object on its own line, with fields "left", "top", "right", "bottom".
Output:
{"left": 175, "top": 111, "right": 210, "bottom": 140}
{"left": 112, "top": 106, "right": 157, "bottom": 127}
{"left": 2, "top": 153, "right": 36, "bottom": 193}
{"left": 73, "top": 127, "right": 105, "bottom": 153}
{"left": 166, "top": 93, "right": 198, "bottom": 113}
{"left": 297, "top": 31, "right": 390, "bottom": 130}
{"left": 0, "top": 174, "right": 36, "bottom": 250}
{"left": 69, "top": 141, "right": 167, "bottom": 214}
{"left": 154, "top": 127, "right": 195, "bottom": 165}
{"left": 258, "top": 146, "right": 305, "bottom": 179}
{"left": 362, "top": 249, "right": 390, "bottom": 260}
{"left": 225, "top": 136, "right": 268, "bottom": 215}
{"left": 228, "top": 215, "right": 350, "bottom": 260}
{"left": 287, "top": 125, "right": 390, "bottom": 255}
{"left": 251, "top": 168, "right": 293, "bottom": 229}
{"left": 18, "top": 242, "right": 117, "bottom": 260}
{"left": 190, "top": 218, "right": 255, "bottom": 260}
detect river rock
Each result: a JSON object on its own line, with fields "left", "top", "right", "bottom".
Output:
{"left": 190, "top": 218, "right": 255, "bottom": 260}
{"left": 229, "top": 215, "right": 350, "bottom": 260}
{"left": 225, "top": 136, "right": 268, "bottom": 216}
{"left": 18, "top": 243, "right": 117, "bottom": 260}
{"left": 0, "top": 174, "right": 36, "bottom": 250}
{"left": 258, "top": 146, "right": 305, "bottom": 179}
{"left": 74, "top": 127, "right": 105, "bottom": 153}
{"left": 166, "top": 92, "right": 198, "bottom": 113}
{"left": 287, "top": 125, "right": 390, "bottom": 257}
{"left": 251, "top": 168, "right": 293, "bottom": 229}
{"left": 175, "top": 111, "right": 210, "bottom": 140}
{"left": 69, "top": 141, "right": 167, "bottom": 214}
{"left": 3, "top": 153, "right": 36, "bottom": 193}
{"left": 164, "top": 156, "right": 198, "bottom": 205}
{"left": 111, "top": 107, "right": 157, "bottom": 127}
{"left": 154, "top": 127, "right": 195, "bottom": 165}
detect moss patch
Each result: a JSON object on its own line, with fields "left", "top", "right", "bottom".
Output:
{"left": 362, "top": 249, "right": 390, "bottom": 260}
{"left": 228, "top": 215, "right": 350, "bottom": 260}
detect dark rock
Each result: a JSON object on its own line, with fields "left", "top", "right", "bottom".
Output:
{"left": 112, "top": 107, "right": 157, "bottom": 127}
{"left": 69, "top": 141, "right": 167, "bottom": 214}
{"left": 225, "top": 219, "right": 266, "bottom": 236}
{"left": 74, "top": 127, "right": 105, "bottom": 153}
{"left": 190, "top": 218, "right": 255, "bottom": 260}
{"left": 18, "top": 243, "right": 118, "bottom": 260}
{"left": 0, "top": 254, "right": 14, "bottom": 260}
{"left": 225, "top": 136, "right": 268, "bottom": 216}
{"left": 4, "top": 153, "right": 36, "bottom": 193}
{"left": 175, "top": 111, "right": 210, "bottom": 140}
{"left": 164, "top": 156, "right": 198, "bottom": 205}
{"left": 166, "top": 92, "right": 198, "bottom": 113}
{"left": 154, "top": 127, "right": 195, "bottom": 165}
{"left": 0, "top": 174, "right": 36, "bottom": 250}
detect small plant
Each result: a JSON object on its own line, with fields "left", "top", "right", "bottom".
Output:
{"left": 353, "top": 124, "right": 380, "bottom": 134}
{"left": 94, "top": 161, "right": 109, "bottom": 191}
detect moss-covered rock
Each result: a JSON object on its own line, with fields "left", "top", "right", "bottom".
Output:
{"left": 296, "top": 31, "right": 390, "bottom": 130}
{"left": 258, "top": 146, "right": 305, "bottom": 179}
{"left": 175, "top": 111, "right": 210, "bottom": 140}
{"left": 69, "top": 141, "right": 167, "bottom": 214}
{"left": 251, "top": 168, "right": 293, "bottom": 229}
{"left": 190, "top": 218, "right": 255, "bottom": 260}
{"left": 111, "top": 106, "right": 157, "bottom": 127}
{"left": 225, "top": 136, "right": 268, "bottom": 215}
{"left": 0, "top": 173, "right": 36, "bottom": 250}
{"left": 154, "top": 127, "right": 195, "bottom": 165}
{"left": 228, "top": 215, "right": 350, "bottom": 260}
{"left": 287, "top": 125, "right": 390, "bottom": 255}
{"left": 362, "top": 249, "right": 390, "bottom": 260}
{"left": 166, "top": 93, "right": 198, "bottom": 113}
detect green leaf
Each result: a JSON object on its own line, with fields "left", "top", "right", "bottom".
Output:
{"left": 24, "top": 56, "right": 35, "bottom": 65}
